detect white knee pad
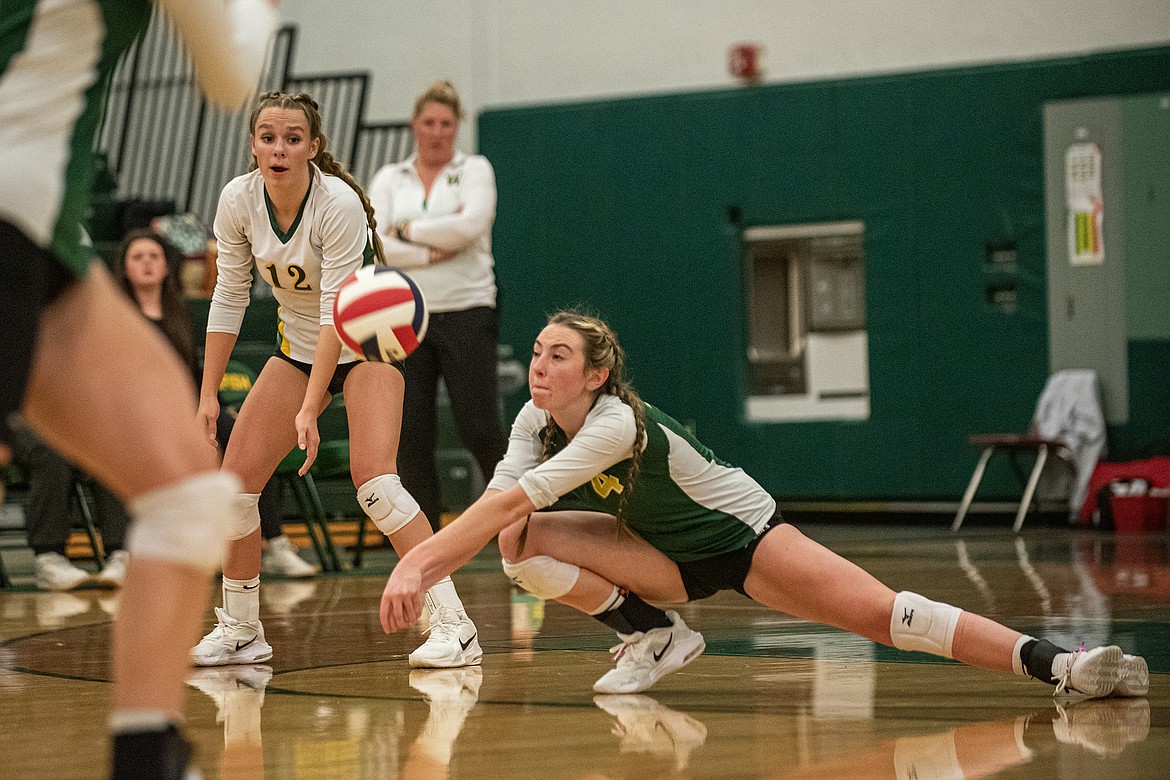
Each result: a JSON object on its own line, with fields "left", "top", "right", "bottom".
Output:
{"left": 501, "top": 555, "right": 580, "bottom": 600}
{"left": 225, "top": 492, "right": 262, "bottom": 541}
{"left": 358, "top": 474, "right": 420, "bottom": 536}
{"left": 126, "top": 471, "right": 241, "bottom": 571}
{"left": 890, "top": 591, "right": 962, "bottom": 658}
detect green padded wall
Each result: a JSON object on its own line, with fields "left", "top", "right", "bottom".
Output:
{"left": 480, "top": 46, "right": 1170, "bottom": 501}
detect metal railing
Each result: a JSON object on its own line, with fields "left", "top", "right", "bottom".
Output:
{"left": 351, "top": 121, "right": 413, "bottom": 188}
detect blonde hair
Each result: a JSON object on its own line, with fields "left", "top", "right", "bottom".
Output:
{"left": 541, "top": 309, "right": 647, "bottom": 525}
{"left": 412, "top": 80, "right": 464, "bottom": 120}
{"left": 249, "top": 91, "right": 386, "bottom": 263}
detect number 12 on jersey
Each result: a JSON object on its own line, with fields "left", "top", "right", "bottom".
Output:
{"left": 264, "top": 262, "right": 311, "bottom": 290}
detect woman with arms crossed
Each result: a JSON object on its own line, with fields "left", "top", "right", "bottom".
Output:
{"left": 381, "top": 310, "right": 1148, "bottom": 699}
{"left": 194, "top": 91, "right": 480, "bottom": 670}
{"left": 369, "top": 80, "right": 508, "bottom": 532}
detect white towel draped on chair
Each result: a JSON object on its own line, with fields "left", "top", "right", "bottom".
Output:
{"left": 1032, "top": 370, "right": 1107, "bottom": 522}
{"left": 953, "top": 369, "right": 1107, "bottom": 532}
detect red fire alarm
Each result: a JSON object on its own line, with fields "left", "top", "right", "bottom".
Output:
{"left": 729, "top": 42, "right": 763, "bottom": 84}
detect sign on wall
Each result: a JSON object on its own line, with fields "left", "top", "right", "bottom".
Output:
{"left": 1065, "top": 142, "right": 1105, "bottom": 265}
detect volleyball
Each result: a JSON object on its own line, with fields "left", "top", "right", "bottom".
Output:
{"left": 333, "top": 266, "right": 428, "bottom": 362}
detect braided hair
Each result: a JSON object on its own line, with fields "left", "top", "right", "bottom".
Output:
{"left": 249, "top": 91, "right": 386, "bottom": 264}
{"left": 540, "top": 309, "right": 647, "bottom": 526}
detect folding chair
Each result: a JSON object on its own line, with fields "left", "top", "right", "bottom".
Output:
{"left": 1, "top": 471, "right": 13, "bottom": 588}
{"left": 953, "top": 370, "right": 1105, "bottom": 533}
{"left": 275, "top": 448, "right": 343, "bottom": 572}
{"left": 70, "top": 478, "right": 108, "bottom": 567}
{"left": 0, "top": 463, "right": 107, "bottom": 588}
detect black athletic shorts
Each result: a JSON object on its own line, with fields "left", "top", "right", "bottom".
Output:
{"left": 0, "top": 219, "right": 77, "bottom": 446}
{"left": 272, "top": 350, "right": 404, "bottom": 395}
{"left": 675, "top": 513, "right": 784, "bottom": 601}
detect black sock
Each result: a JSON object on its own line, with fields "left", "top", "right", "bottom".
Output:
{"left": 110, "top": 724, "right": 192, "bottom": 780}
{"left": 593, "top": 592, "right": 673, "bottom": 635}
{"left": 1019, "top": 638, "right": 1067, "bottom": 684}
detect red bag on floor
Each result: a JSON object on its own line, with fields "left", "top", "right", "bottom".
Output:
{"left": 1079, "top": 457, "right": 1170, "bottom": 526}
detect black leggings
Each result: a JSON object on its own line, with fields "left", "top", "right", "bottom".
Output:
{"left": 0, "top": 219, "right": 75, "bottom": 447}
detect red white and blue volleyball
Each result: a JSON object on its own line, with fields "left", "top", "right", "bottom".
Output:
{"left": 333, "top": 266, "right": 428, "bottom": 362}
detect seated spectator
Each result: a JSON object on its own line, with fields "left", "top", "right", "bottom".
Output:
{"left": 8, "top": 421, "right": 130, "bottom": 590}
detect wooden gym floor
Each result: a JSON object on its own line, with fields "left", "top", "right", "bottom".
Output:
{"left": 0, "top": 522, "right": 1166, "bottom": 779}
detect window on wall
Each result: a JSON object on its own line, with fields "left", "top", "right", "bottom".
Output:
{"left": 746, "top": 241, "right": 805, "bottom": 395}
{"left": 743, "top": 221, "right": 870, "bottom": 422}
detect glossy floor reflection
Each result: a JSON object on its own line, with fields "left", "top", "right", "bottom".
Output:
{"left": 1, "top": 523, "right": 1167, "bottom": 778}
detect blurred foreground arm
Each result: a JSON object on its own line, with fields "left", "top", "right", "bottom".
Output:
{"left": 157, "top": 0, "right": 278, "bottom": 110}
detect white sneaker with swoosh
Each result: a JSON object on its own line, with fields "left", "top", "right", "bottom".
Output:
{"left": 594, "top": 610, "right": 706, "bottom": 694}
{"left": 192, "top": 607, "right": 273, "bottom": 666}
{"left": 1054, "top": 646, "right": 1150, "bottom": 698}
{"left": 408, "top": 605, "right": 482, "bottom": 668}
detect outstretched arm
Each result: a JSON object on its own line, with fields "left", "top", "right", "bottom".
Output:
{"left": 380, "top": 485, "right": 535, "bottom": 632}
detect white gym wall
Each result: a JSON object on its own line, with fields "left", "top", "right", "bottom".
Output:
{"left": 279, "top": 0, "right": 1170, "bottom": 144}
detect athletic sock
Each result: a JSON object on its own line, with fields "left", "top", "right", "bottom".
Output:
{"left": 591, "top": 588, "right": 673, "bottom": 635}
{"left": 110, "top": 721, "right": 191, "bottom": 779}
{"left": 1011, "top": 635, "right": 1032, "bottom": 675}
{"left": 1017, "top": 638, "right": 1066, "bottom": 684}
{"left": 223, "top": 575, "right": 260, "bottom": 622}
{"left": 424, "top": 576, "right": 465, "bottom": 613}
{"left": 110, "top": 710, "right": 177, "bottom": 734}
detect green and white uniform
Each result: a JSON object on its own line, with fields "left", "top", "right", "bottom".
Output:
{"left": 488, "top": 395, "right": 776, "bottom": 562}
{"left": 0, "top": 0, "right": 150, "bottom": 272}
{"left": 208, "top": 163, "right": 374, "bottom": 363}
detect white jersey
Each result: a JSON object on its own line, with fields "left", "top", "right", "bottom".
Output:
{"left": 208, "top": 163, "right": 369, "bottom": 363}
{"left": 369, "top": 151, "right": 497, "bottom": 312}
{"left": 1, "top": 0, "right": 110, "bottom": 261}
{"left": 0, "top": 0, "right": 269, "bottom": 265}
{"left": 488, "top": 395, "right": 775, "bottom": 561}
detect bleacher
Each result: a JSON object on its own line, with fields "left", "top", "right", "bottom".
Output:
{"left": 93, "top": 17, "right": 412, "bottom": 240}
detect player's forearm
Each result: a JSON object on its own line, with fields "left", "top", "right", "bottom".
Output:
{"left": 200, "top": 331, "right": 238, "bottom": 402}
{"left": 408, "top": 487, "right": 534, "bottom": 589}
